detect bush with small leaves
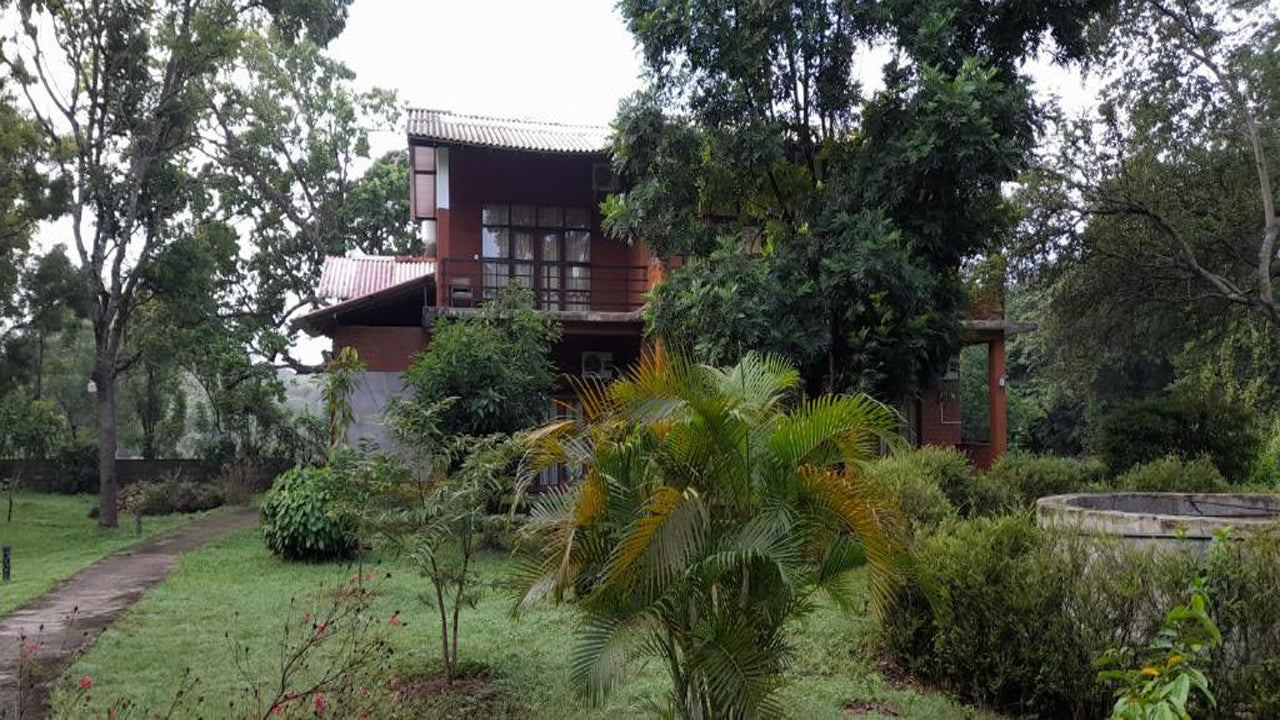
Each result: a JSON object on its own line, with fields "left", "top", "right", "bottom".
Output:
{"left": 1114, "top": 455, "right": 1228, "bottom": 494}
{"left": 987, "top": 450, "right": 1107, "bottom": 507}
{"left": 261, "top": 465, "right": 358, "bottom": 561}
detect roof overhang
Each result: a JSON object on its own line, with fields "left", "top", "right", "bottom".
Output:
{"left": 961, "top": 318, "right": 1038, "bottom": 343}
{"left": 294, "top": 275, "right": 435, "bottom": 337}
{"left": 406, "top": 108, "right": 611, "bottom": 155}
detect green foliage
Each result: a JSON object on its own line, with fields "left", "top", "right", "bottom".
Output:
{"left": 1203, "top": 526, "right": 1280, "bottom": 715}
{"left": 515, "top": 352, "right": 905, "bottom": 719}
{"left": 883, "top": 516, "right": 1280, "bottom": 718}
{"left": 346, "top": 398, "right": 515, "bottom": 683}
{"left": 323, "top": 346, "right": 365, "bottom": 451}
{"left": 987, "top": 450, "right": 1107, "bottom": 507}
{"left": 609, "top": 0, "right": 1113, "bottom": 398}
{"left": 1093, "top": 392, "right": 1261, "bottom": 481}
{"left": 0, "top": 395, "right": 65, "bottom": 461}
{"left": 1114, "top": 456, "right": 1228, "bottom": 494}
{"left": 1097, "top": 572, "right": 1222, "bottom": 720}
{"left": 120, "top": 479, "right": 224, "bottom": 516}
{"left": 261, "top": 465, "right": 357, "bottom": 561}
{"left": 867, "top": 453, "right": 957, "bottom": 530}
{"left": 865, "top": 446, "right": 1011, "bottom": 523}
{"left": 881, "top": 516, "right": 1181, "bottom": 717}
{"left": 49, "top": 436, "right": 99, "bottom": 494}
{"left": 405, "top": 288, "right": 559, "bottom": 436}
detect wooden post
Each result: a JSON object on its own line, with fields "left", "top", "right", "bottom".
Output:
{"left": 988, "top": 338, "right": 1008, "bottom": 460}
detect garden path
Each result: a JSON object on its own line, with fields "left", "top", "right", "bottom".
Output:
{"left": 0, "top": 507, "right": 258, "bottom": 719}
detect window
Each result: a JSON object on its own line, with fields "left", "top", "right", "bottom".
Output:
{"left": 410, "top": 146, "right": 436, "bottom": 219}
{"left": 481, "top": 203, "right": 590, "bottom": 309}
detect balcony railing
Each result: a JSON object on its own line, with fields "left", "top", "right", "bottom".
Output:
{"left": 437, "top": 257, "right": 648, "bottom": 313}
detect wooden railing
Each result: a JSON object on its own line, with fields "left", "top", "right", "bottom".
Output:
{"left": 437, "top": 257, "right": 648, "bottom": 313}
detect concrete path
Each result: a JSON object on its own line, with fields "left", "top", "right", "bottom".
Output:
{"left": 0, "top": 507, "right": 258, "bottom": 719}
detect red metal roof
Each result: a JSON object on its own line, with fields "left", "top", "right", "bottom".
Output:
{"left": 406, "top": 108, "right": 610, "bottom": 154}
{"left": 315, "top": 255, "right": 435, "bottom": 301}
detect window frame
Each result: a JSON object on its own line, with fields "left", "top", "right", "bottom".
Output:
{"left": 481, "top": 203, "right": 591, "bottom": 309}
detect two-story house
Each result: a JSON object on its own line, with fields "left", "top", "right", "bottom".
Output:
{"left": 295, "top": 108, "right": 1029, "bottom": 468}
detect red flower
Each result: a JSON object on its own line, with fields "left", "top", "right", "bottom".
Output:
{"left": 79, "top": 675, "right": 94, "bottom": 690}
{"left": 315, "top": 623, "right": 328, "bottom": 636}
{"left": 314, "top": 693, "right": 326, "bottom": 714}
{"left": 271, "top": 702, "right": 283, "bottom": 715}
{"left": 21, "top": 641, "right": 37, "bottom": 659}
{"left": 389, "top": 612, "right": 401, "bottom": 627}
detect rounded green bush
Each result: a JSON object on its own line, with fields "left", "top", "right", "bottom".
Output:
{"left": 1093, "top": 392, "right": 1261, "bottom": 481}
{"left": 1114, "top": 455, "right": 1228, "bottom": 493}
{"left": 870, "top": 446, "right": 997, "bottom": 517}
{"left": 986, "top": 450, "right": 1106, "bottom": 507}
{"left": 260, "top": 465, "right": 357, "bottom": 561}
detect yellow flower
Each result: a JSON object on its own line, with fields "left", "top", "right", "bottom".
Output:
{"left": 1168, "top": 653, "right": 1183, "bottom": 666}
{"left": 1140, "top": 667, "right": 1161, "bottom": 676}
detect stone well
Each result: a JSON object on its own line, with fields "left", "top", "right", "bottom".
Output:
{"left": 1036, "top": 493, "right": 1280, "bottom": 552}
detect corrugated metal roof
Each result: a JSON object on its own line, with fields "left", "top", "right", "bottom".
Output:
{"left": 316, "top": 255, "right": 435, "bottom": 300}
{"left": 406, "top": 108, "right": 610, "bottom": 154}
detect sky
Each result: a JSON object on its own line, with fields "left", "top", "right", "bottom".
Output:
{"left": 327, "top": 0, "right": 1099, "bottom": 147}
{"left": 327, "top": 0, "right": 651, "bottom": 158}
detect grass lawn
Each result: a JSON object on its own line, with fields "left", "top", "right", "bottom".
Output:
{"left": 0, "top": 492, "right": 220, "bottom": 615}
{"left": 52, "top": 527, "right": 998, "bottom": 720}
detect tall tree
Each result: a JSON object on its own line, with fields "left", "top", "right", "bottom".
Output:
{"left": 209, "top": 31, "right": 406, "bottom": 372}
{"left": 1025, "top": 0, "right": 1280, "bottom": 328}
{"left": 1, "top": 0, "right": 350, "bottom": 527}
{"left": 607, "top": 0, "right": 1112, "bottom": 398}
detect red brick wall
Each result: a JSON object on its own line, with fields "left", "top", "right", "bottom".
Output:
{"left": 918, "top": 384, "right": 962, "bottom": 447}
{"left": 334, "top": 326, "right": 428, "bottom": 372}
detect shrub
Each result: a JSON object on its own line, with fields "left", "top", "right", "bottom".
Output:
{"left": 1093, "top": 392, "right": 1261, "bottom": 481}
{"left": 261, "top": 466, "right": 358, "bottom": 561}
{"left": 1114, "top": 455, "right": 1228, "bottom": 493}
{"left": 51, "top": 436, "right": 98, "bottom": 494}
{"left": 866, "top": 448, "right": 960, "bottom": 528}
{"left": 987, "top": 450, "right": 1106, "bottom": 507}
{"left": 120, "top": 478, "right": 224, "bottom": 516}
{"left": 405, "top": 287, "right": 559, "bottom": 437}
{"left": 880, "top": 516, "right": 1280, "bottom": 719}
{"left": 868, "top": 446, "right": 1010, "bottom": 518}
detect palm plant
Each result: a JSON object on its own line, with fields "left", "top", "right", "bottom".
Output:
{"left": 514, "top": 351, "right": 906, "bottom": 719}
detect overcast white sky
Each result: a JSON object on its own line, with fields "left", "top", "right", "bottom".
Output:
{"left": 328, "top": 0, "right": 1098, "bottom": 154}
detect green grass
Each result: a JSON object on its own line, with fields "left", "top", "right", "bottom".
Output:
{"left": 0, "top": 492, "right": 218, "bottom": 615}
{"left": 52, "top": 527, "right": 999, "bottom": 720}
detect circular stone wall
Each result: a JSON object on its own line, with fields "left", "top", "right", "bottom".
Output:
{"left": 1036, "top": 493, "right": 1280, "bottom": 551}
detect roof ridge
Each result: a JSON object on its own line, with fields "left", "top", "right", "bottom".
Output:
{"left": 406, "top": 107, "right": 608, "bottom": 132}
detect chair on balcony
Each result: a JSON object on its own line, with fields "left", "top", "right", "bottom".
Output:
{"left": 448, "top": 277, "right": 474, "bottom": 308}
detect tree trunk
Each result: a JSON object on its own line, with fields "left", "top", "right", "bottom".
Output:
{"left": 95, "top": 363, "right": 119, "bottom": 528}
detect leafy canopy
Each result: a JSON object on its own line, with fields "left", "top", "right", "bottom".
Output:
{"left": 404, "top": 288, "right": 560, "bottom": 437}
{"left": 607, "top": 0, "right": 1113, "bottom": 397}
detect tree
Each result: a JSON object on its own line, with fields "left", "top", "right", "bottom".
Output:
{"left": 514, "top": 351, "right": 904, "bottom": 718}
{"left": 348, "top": 400, "right": 513, "bottom": 685}
{"left": 209, "top": 30, "right": 406, "bottom": 372}
{"left": 0, "top": 395, "right": 65, "bottom": 521}
{"left": 606, "top": 0, "right": 1113, "bottom": 398}
{"left": 0, "top": 79, "right": 61, "bottom": 331}
{"left": 404, "top": 288, "right": 560, "bottom": 437}
{"left": 1026, "top": 0, "right": 1280, "bottom": 328}
{"left": 1, "top": 0, "right": 350, "bottom": 526}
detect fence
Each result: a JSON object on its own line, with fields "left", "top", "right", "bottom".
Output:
{"left": 0, "top": 458, "right": 285, "bottom": 493}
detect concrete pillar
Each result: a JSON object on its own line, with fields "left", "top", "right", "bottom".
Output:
{"left": 988, "top": 338, "right": 1007, "bottom": 459}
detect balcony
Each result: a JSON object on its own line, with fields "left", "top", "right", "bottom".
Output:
{"left": 431, "top": 257, "right": 649, "bottom": 321}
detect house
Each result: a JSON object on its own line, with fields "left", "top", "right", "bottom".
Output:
{"left": 294, "top": 109, "right": 1030, "bottom": 469}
